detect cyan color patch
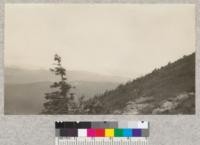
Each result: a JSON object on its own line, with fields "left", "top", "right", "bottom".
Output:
{"left": 123, "top": 129, "right": 132, "bottom": 137}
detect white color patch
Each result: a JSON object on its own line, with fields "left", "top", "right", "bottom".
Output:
{"left": 78, "top": 129, "right": 87, "bottom": 137}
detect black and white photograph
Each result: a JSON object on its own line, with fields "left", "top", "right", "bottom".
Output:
{"left": 4, "top": 4, "right": 195, "bottom": 115}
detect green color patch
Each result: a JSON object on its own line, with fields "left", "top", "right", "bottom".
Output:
{"left": 114, "top": 129, "right": 123, "bottom": 137}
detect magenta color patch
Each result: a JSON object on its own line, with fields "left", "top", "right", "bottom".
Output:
{"left": 87, "top": 129, "right": 95, "bottom": 137}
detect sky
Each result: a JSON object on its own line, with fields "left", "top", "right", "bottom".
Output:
{"left": 5, "top": 4, "right": 195, "bottom": 78}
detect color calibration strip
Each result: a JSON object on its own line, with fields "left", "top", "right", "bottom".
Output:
{"left": 55, "top": 121, "right": 149, "bottom": 137}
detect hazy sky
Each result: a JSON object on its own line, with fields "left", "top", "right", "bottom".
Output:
{"left": 5, "top": 4, "right": 195, "bottom": 78}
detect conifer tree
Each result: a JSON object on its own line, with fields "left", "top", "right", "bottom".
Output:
{"left": 42, "top": 54, "right": 75, "bottom": 114}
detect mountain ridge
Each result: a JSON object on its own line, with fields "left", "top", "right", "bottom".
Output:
{"left": 89, "top": 52, "right": 195, "bottom": 114}
{"left": 5, "top": 67, "right": 130, "bottom": 84}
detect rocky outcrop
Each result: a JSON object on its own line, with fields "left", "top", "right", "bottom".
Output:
{"left": 122, "top": 92, "right": 194, "bottom": 115}
{"left": 152, "top": 92, "right": 194, "bottom": 114}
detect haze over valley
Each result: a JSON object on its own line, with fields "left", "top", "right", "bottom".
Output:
{"left": 5, "top": 67, "right": 130, "bottom": 114}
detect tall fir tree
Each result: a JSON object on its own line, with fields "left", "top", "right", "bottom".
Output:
{"left": 42, "top": 54, "right": 75, "bottom": 114}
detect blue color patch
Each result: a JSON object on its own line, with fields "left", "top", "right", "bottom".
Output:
{"left": 123, "top": 129, "right": 132, "bottom": 137}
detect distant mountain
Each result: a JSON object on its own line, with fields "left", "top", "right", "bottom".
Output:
{"left": 5, "top": 67, "right": 130, "bottom": 84}
{"left": 93, "top": 53, "right": 195, "bottom": 114}
{"left": 5, "top": 81, "right": 119, "bottom": 114}
{"left": 5, "top": 67, "right": 131, "bottom": 114}
{"left": 5, "top": 82, "right": 49, "bottom": 114}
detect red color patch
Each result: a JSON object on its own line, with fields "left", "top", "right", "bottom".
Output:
{"left": 95, "top": 129, "right": 105, "bottom": 137}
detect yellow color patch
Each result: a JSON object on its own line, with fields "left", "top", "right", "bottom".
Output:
{"left": 105, "top": 129, "right": 114, "bottom": 137}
